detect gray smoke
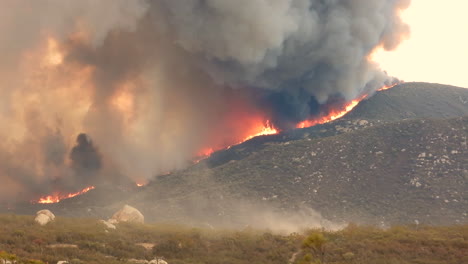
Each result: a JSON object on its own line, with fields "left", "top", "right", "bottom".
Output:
{"left": 146, "top": 0, "right": 409, "bottom": 127}
{"left": 0, "top": 0, "right": 410, "bottom": 202}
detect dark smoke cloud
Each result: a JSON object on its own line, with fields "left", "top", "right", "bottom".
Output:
{"left": 146, "top": 0, "right": 409, "bottom": 128}
{"left": 0, "top": 0, "right": 410, "bottom": 202}
{"left": 70, "top": 133, "right": 102, "bottom": 180}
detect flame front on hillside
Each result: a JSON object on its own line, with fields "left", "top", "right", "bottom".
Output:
{"left": 196, "top": 120, "right": 278, "bottom": 159}
{"left": 33, "top": 186, "right": 95, "bottom": 204}
{"left": 195, "top": 83, "right": 398, "bottom": 160}
{"left": 296, "top": 83, "right": 399, "bottom": 129}
{"left": 296, "top": 96, "right": 366, "bottom": 129}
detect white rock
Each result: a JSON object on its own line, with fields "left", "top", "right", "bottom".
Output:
{"left": 37, "top": 209, "right": 55, "bottom": 220}
{"left": 358, "top": 120, "right": 369, "bottom": 126}
{"left": 35, "top": 209, "right": 55, "bottom": 226}
{"left": 35, "top": 214, "right": 52, "bottom": 226}
{"left": 110, "top": 205, "right": 144, "bottom": 224}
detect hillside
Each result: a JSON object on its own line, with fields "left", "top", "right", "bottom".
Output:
{"left": 205, "top": 82, "right": 468, "bottom": 167}
{"left": 6, "top": 82, "right": 468, "bottom": 229}
{"left": 127, "top": 116, "right": 467, "bottom": 227}
{"left": 344, "top": 82, "right": 468, "bottom": 121}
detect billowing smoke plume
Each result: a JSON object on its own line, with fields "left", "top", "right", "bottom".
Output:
{"left": 0, "top": 0, "right": 410, "bottom": 202}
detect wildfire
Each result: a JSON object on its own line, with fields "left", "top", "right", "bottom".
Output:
{"left": 33, "top": 186, "right": 95, "bottom": 204}
{"left": 241, "top": 120, "right": 278, "bottom": 141}
{"left": 195, "top": 84, "right": 398, "bottom": 160}
{"left": 195, "top": 120, "right": 278, "bottom": 159}
{"left": 296, "top": 84, "right": 399, "bottom": 129}
{"left": 197, "top": 147, "right": 215, "bottom": 157}
{"left": 377, "top": 83, "right": 399, "bottom": 91}
{"left": 296, "top": 95, "right": 366, "bottom": 129}
{"left": 135, "top": 180, "right": 149, "bottom": 187}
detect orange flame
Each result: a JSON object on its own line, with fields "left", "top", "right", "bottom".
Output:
{"left": 33, "top": 186, "right": 95, "bottom": 204}
{"left": 377, "top": 83, "right": 398, "bottom": 91}
{"left": 195, "top": 84, "right": 397, "bottom": 160}
{"left": 296, "top": 95, "right": 366, "bottom": 129}
{"left": 195, "top": 120, "right": 278, "bottom": 159}
{"left": 296, "top": 84, "right": 398, "bottom": 129}
{"left": 241, "top": 120, "right": 278, "bottom": 142}
{"left": 135, "top": 180, "right": 149, "bottom": 187}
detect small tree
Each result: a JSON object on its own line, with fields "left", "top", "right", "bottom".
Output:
{"left": 302, "top": 232, "right": 327, "bottom": 264}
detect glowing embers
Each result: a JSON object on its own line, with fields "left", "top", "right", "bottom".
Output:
{"left": 32, "top": 186, "right": 95, "bottom": 204}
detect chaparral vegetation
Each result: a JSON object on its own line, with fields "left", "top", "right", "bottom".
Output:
{"left": 0, "top": 215, "right": 466, "bottom": 264}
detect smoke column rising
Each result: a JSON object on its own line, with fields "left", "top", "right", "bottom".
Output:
{"left": 0, "top": 0, "right": 410, "bottom": 202}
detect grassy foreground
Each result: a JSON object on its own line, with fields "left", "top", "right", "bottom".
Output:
{"left": 0, "top": 214, "right": 466, "bottom": 264}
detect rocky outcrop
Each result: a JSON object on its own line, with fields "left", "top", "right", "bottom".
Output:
{"left": 109, "top": 205, "right": 144, "bottom": 224}
{"left": 35, "top": 209, "right": 55, "bottom": 226}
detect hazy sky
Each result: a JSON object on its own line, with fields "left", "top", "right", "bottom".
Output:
{"left": 373, "top": 0, "right": 468, "bottom": 88}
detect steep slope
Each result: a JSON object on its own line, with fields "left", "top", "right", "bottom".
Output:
{"left": 125, "top": 116, "right": 467, "bottom": 227}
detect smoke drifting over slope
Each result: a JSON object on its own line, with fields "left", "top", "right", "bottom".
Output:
{"left": 0, "top": 0, "right": 410, "bottom": 202}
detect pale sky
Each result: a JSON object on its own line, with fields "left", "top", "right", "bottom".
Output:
{"left": 373, "top": 0, "right": 468, "bottom": 88}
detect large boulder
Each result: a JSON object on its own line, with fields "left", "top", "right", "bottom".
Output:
{"left": 35, "top": 209, "right": 55, "bottom": 226}
{"left": 110, "top": 205, "right": 144, "bottom": 224}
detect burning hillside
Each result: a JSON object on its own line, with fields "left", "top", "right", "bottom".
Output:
{"left": 0, "top": 0, "right": 410, "bottom": 203}
{"left": 31, "top": 83, "right": 396, "bottom": 204}
{"left": 32, "top": 186, "right": 95, "bottom": 204}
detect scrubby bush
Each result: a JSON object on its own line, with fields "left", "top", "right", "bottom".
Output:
{"left": 0, "top": 215, "right": 466, "bottom": 264}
